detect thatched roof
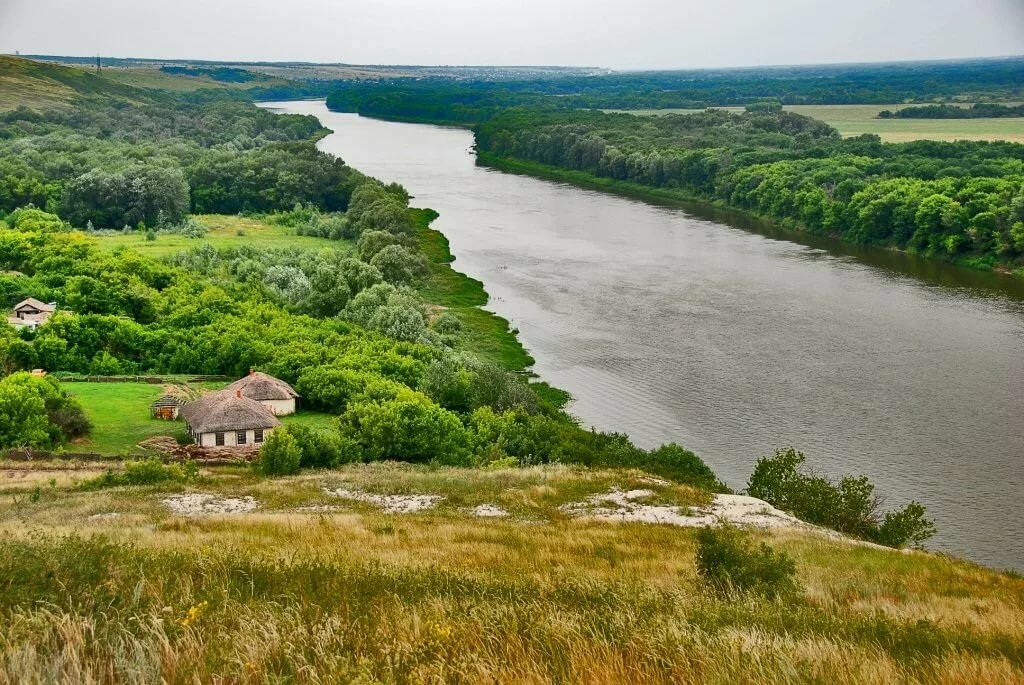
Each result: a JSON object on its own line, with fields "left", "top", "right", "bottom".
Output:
{"left": 14, "top": 297, "right": 55, "bottom": 313}
{"left": 151, "top": 394, "right": 185, "bottom": 408}
{"left": 226, "top": 371, "right": 299, "bottom": 401}
{"left": 180, "top": 390, "right": 281, "bottom": 434}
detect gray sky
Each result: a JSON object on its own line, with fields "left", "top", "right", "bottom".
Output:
{"left": 2, "top": 0, "right": 1023, "bottom": 70}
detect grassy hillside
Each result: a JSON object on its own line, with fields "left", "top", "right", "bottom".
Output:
{"left": 95, "top": 66, "right": 294, "bottom": 93}
{"left": 0, "top": 55, "right": 157, "bottom": 111}
{"left": 0, "top": 462, "right": 1020, "bottom": 683}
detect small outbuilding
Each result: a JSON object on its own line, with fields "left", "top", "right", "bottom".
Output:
{"left": 150, "top": 394, "right": 185, "bottom": 420}
{"left": 180, "top": 389, "right": 281, "bottom": 449}
{"left": 225, "top": 371, "right": 300, "bottom": 416}
{"left": 8, "top": 297, "right": 57, "bottom": 331}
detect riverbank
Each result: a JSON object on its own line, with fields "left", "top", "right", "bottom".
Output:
{"left": 413, "top": 207, "right": 571, "bottom": 408}
{"left": 476, "top": 152, "right": 1024, "bottom": 280}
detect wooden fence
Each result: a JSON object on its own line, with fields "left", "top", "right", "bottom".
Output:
{"left": 53, "top": 375, "right": 231, "bottom": 384}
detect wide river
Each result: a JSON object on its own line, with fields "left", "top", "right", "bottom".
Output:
{"left": 266, "top": 101, "right": 1024, "bottom": 571}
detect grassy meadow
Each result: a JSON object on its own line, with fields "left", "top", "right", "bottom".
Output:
{"left": 608, "top": 104, "right": 1024, "bottom": 143}
{"left": 95, "top": 214, "right": 348, "bottom": 258}
{"left": 0, "top": 462, "right": 1020, "bottom": 683}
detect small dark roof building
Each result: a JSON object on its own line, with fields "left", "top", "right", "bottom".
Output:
{"left": 150, "top": 394, "right": 185, "bottom": 420}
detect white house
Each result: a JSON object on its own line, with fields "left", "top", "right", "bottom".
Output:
{"left": 225, "top": 371, "right": 299, "bottom": 416}
{"left": 8, "top": 297, "right": 56, "bottom": 331}
{"left": 180, "top": 389, "right": 281, "bottom": 449}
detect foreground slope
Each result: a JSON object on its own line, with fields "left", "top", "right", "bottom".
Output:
{"left": 0, "top": 463, "right": 1021, "bottom": 684}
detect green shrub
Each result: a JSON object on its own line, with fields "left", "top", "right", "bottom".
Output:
{"left": 747, "top": 447, "right": 935, "bottom": 548}
{"left": 258, "top": 428, "right": 302, "bottom": 476}
{"left": 646, "top": 443, "right": 724, "bottom": 490}
{"left": 695, "top": 524, "right": 800, "bottom": 598}
{"left": 288, "top": 423, "right": 363, "bottom": 469}
{"left": 469, "top": 364, "right": 537, "bottom": 413}
{"left": 81, "top": 458, "right": 197, "bottom": 490}
{"left": 339, "top": 390, "right": 471, "bottom": 464}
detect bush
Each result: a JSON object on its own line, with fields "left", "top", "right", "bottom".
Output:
{"left": 81, "top": 458, "right": 198, "bottom": 490}
{"left": 470, "top": 364, "right": 537, "bottom": 413}
{"left": 418, "top": 357, "right": 473, "bottom": 412}
{"left": 747, "top": 447, "right": 935, "bottom": 548}
{"left": 695, "top": 524, "right": 800, "bottom": 598}
{"left": 258, "top": 428, "right": 302, "bottom": 476}
{"left": 644, "top": 443, "right": 722, "bottom": 488}
{"left": 289, "top": 423, "right": 363, "bottom": 469}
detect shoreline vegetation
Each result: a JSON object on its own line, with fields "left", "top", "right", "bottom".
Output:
{"left": 475, "top": 151, "right": 1024, "bottom": 284}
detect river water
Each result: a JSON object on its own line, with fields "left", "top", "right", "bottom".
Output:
{"left": 266, "top": 101, "right": 1024, "bottom": 571}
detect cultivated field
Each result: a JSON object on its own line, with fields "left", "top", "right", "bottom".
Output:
{"left": 0, "top": 462, "right": 1020, "bottom": 683}
{"left": 610, "top": 104, "right": 1024, "bottom": 143}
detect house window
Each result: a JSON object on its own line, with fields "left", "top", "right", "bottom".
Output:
{"left": 254, "top": 429, "right": 264, "bottom": 444}
{"left": 236, "top": 430, "right": 247, "bottom": 445}
{"left": 215, "top": 432, "right": 225, "bottom": 446}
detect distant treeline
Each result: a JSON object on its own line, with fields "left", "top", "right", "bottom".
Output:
{"left": 474, "top": 109, "right": 1024, "bottom": 272}
{"left": 160, "top": 65, "right": 262, "bottom": 84}
{"left": 326, "top": 58, "right": 1024, "bottom": 121}
{"left": 880, "top": 103, "right": 1024, "bottom": 119}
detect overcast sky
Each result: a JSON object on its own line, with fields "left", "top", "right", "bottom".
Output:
{"left": 2, "top": 0, "right": 1022, "bottom": 70}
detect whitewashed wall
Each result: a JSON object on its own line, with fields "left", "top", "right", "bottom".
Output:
{"left": 259, "top": 398, "right": 296, "bottom": 416}
{"left": 197, "top": 426, "right": 275, "bottom": 448}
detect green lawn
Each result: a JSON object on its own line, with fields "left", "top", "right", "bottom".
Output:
{"left": 94, "top": 214, "right": 350, "bottom": 257}
{"left": 64, "top": 382, "right": 187, "bottom": 455}
{"left": 280, "top": 410, "right": 337, "bottom": 433}
{"left": 606, "top": 103, "right": 1024, "bottom": 143}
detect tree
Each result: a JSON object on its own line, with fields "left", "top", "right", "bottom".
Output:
{"left": 0, "top": 376, "right": 50, "bottom": 449}
{"left": 357, "top": 230, "right": 406, "bottom": 261}
{"left": 369, "top": 244, "right": 427, "bottom": 284}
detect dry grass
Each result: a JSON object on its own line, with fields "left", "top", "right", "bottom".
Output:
{"left": 0, "top": 463, "right": 1021, "bottom": 683}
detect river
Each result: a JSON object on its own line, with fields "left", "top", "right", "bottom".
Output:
{"left": 264, "top": 100, "right": 1024, "bottom": 571}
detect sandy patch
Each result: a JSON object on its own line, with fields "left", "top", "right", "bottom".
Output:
{"left": 562, "top": 489, "right": 804, "bottom": 528}
{"left": 162, "top": 493, "right": 259, "bottom": 516}
{"left": 470, "top": 504, "right": 510, "bottom": 518}
{"left": 325, "top": 488, "right": 444, "bottom": 514}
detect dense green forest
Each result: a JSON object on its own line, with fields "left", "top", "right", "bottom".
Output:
{"left": 0, "top": 101, "right": 350, "bottom": 224}
{"left": 880, "top": 103, "right": 1024, "bottom": 119}
{"left": 474, "top": 109, "right": 1024, "bottom": 270}
{"left": 325, "top": 57, "right": 1024, "bottom": 124}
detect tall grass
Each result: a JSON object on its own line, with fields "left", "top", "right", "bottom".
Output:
{"left": 0, "top": 464, "right": 1021, "bottom": 683}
